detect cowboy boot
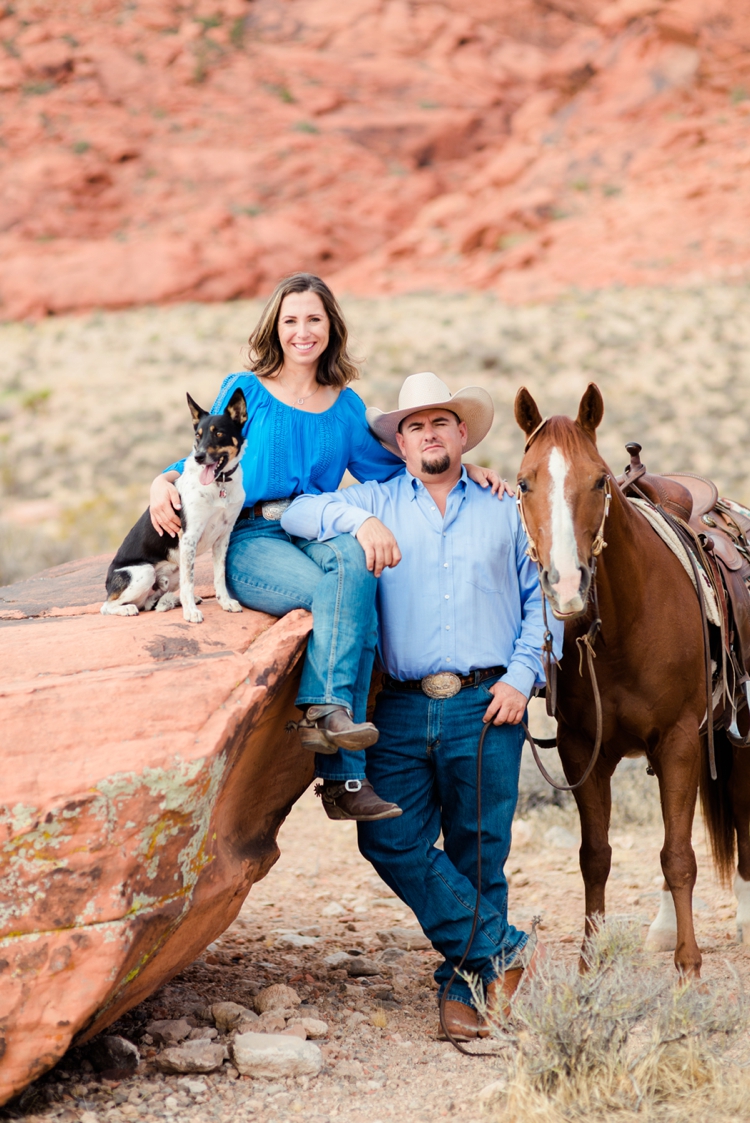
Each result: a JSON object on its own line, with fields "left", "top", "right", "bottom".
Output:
{"left": 296, "top": 705, "right": 379, "bottom": 753}
{"left": 315, "top": 779, "right": 402, "bottom": 821}
{"left": 436, "top": 1001, "right": 479, "bottom": 1042}
{"left": 478, "top": 936, "right": 547, "bottom": 1036}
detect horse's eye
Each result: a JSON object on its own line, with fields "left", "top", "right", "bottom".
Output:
{"left": 517, "top": 479, "right": 529, "bottom": 494}
{"left": 594, "top": 476, "right": 607, "bottom": 490}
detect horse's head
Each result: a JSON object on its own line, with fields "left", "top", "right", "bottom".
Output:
{"left": 515, "top": 383, "right": 611, "bottom": 620}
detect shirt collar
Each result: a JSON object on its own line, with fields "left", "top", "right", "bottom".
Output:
{"left": 406, "top": 465, "right": 469, "bottom": 498}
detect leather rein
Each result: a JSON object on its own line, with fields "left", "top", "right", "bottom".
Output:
{"left": 516, "top": 419, "right": 612, "bottom": 793}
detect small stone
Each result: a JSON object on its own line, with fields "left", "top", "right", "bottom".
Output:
{"left": 80, "top": 1113, "right": 99, "bottom": 1123}
{"left": 512, "top": 818, "right": 534, "bottom": 847}
{"left": 85, "top": 1035, "right": 140, "bottom": 1077}
{"left": 225, "top": 1065, "right": 240, "bottom": 1079}
{"left": 544, "top": 825, "right": 579, "bottom": 849}
{"left": 299, "top": 926, "right": 321, "bottom": 937}
{"left": 376, "top": 927, "right": 431, "bottom": 951}
{"left": 188, "top": 1026, "right": 218, "bottom": 1040}
{"left": 178, "top": 1078, "right": 209, "bottom": 1095}
{"left": 146, "top": 1018, "right": 193, "bottom": 1046}
{"left": 274, "top": 932, "right": 320, "bottom": 950}
{"left": 346, "top": 956, "right": 381, "bottom": 977}
{"left": 232, "top": 1033, "right": 322, "bottom": 1078}
{"left": 379, "top": 947, "right": 406, "bottom": 964}
{"left": 236, "top": 1013, "right": 260, "bottom": 1033}
{"left": 212, "top": 1001, "right": 252, "bottom": 1032}
{"left": 476, "top": 1078, "right": 507, "bottom": 1106}
{"left": 320, "top": 901, "right": 346, "bottom": 917}
{"left": 156, "top": 1039, "right": 226, "bottom": 1074}
{"left": 255, "top": 984, "right": 302, "bottom": 1013}
{"left": 336, "top": 1059, "right": 365, "bottom": 1080}
{"left": 282, "top": 1025, "right": 307, "bottom": 1040}
{"left": 287, "top": 1017, "right": 328, "bottom": 1039}
{"left": 256, "top": 1011, "right": 287, "bottom": 1033}
{"left": 323, "top": 951, "right": 352, "bottom": 969}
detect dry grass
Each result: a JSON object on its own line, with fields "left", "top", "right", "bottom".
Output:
{"left": 470, "top": 921, "right": 750, "bottom": 1122}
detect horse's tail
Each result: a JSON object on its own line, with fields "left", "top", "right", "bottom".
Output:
{"left": 699, "top": 728, "right": 735, "bottom": 886}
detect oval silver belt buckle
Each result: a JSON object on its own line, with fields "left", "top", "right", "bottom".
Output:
{"left": 261, "top": 498, "right": 293, "bottom": 521}
{"left": 421, "top": 672, "right": 462, "bottom": 699}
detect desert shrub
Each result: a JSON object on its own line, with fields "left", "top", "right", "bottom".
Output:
{"left": 468, "top": 920, "right": 748, "bottom": 1121}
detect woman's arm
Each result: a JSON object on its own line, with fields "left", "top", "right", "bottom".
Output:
{"left": 150, "top": 470, "right": 182, "bottom": 537}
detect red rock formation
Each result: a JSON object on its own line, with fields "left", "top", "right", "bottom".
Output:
{"left": 0, "top": 3, "right": 749, "bottom": 306}
{"left": 0, "top": 553, "right": 313, "bottom": 1105}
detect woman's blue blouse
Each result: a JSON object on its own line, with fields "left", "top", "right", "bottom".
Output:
{"left": 165, "top": 372, "right": 404, "bottom": 504}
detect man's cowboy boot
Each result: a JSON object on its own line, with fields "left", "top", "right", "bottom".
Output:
{"left": 296, "top": 705, "right": 379, "bottom": 754}
{"left": 315, "top": 779, "right": 402, "bottom": 821}
{"left": 478, "top": 936, "right": 547, "bottom": 1036}
{"left": 436, "top": 1001, "right": 479, "bottom": 1042}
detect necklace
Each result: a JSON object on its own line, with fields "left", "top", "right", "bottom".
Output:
{"left": 277, "top": 377, "right": 320, "bottom": 408}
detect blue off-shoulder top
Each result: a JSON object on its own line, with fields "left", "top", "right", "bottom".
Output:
{"left": 165, "top": 372, "right": 404, "bottom": 503}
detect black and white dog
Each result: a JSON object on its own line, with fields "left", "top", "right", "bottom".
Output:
{"left": 101, "top": 388, "right": 247, "bottom": 624}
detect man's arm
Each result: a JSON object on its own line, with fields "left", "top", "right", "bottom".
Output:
{"left": 281, "top": 486, "right": 402, "bottom": 576}
{"left": 483, "top": 514, "right": 564, "bottom": 725}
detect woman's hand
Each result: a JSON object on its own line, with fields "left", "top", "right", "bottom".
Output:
{"left": 150, "top": 471, "right": 182, "bottom": 537}
{"left": 465, "top": 463, "right": 514, "bottom": 498}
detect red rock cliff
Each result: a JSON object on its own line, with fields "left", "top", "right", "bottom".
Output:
{"left": 1, "top": 0, "right": 749, "bottom": 315}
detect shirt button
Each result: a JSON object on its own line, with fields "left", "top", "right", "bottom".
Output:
{"left": 443, "top": 562, "right": 448, "bottom": 568}
{"left": 446, "top": 626, "right": 450, "bottom": 630}
{"left": 444, "top": 594, "right": 449, "bottom": 599}
{"left": 431, "top": 506, "right": 436, "bottom": 511}
{"left": 443, "top": 533, "right": 446, "bottom": 537}
{"left": 446, "top": 657, "right": 451, "bottom": 662}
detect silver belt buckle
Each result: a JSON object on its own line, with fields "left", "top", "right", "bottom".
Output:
{"left": 421, "top": 672, "right": 462, "bottom": 699}
{"left": 261, "top": 498, "right": 293, "bottom": 521}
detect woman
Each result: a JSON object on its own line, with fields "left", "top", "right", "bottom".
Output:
{"left": 150, "top": 273, "right": 501, "bottom": 823}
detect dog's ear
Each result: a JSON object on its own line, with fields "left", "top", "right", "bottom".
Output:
{"left": 225, "top": 387, "right": 248, "bottom": 427}
{"left": 186, "top": 393, "right": 207, "bottom": 428}
{"left": 575, "top": 383, "right": 604, "bottom": 443}
{"left": 514, "top": 387, "right": 543, "bottom": 438}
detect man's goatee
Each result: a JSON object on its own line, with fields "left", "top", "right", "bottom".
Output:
{"left": 422, "top": 454, "right": 450, "bottom": 475}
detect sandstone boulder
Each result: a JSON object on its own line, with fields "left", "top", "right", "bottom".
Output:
{"left": 0, "top": 554, "right": 313, "bottom": 1105}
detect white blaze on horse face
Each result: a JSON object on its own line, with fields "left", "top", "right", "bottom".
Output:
{"left": 548, "top": 446, "right": 584, "bottom": 613}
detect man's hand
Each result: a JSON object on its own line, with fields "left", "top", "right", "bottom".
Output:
{"left": 356, "top": 517, "right": 402, "bottom": 577}
{"left": 482, "top": 680, "right": 527, "bottom": 726}
{"left": 464, "top": 463, "right": 514, "bottom": 498}
{"left": 150, "top": 471, "right": 182, "bottom": 537}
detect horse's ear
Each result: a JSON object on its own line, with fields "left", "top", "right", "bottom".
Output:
{"left": 515, "top": 387, "right": 543, "bottom": 438}
{"left": 576, "top": 383, "right": 604, "bottom": 442}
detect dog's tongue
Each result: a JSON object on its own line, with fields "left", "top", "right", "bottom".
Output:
{"left": 200, "top": 463, "right": 218, "bottom": 486}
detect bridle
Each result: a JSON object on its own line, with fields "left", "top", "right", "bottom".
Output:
{"left": 515, "top": 418, "right": 612, "bottom": 793}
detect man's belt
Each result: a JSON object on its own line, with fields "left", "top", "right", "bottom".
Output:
{"left": 237, "top": 498, "right": 295, "bottom": 522}
{"left": 383, "top": 666, "right": 507, "bottom": 699}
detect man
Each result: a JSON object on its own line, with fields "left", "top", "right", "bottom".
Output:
{"left": 281, "top": 372, "right": 563, "bottom": 1040}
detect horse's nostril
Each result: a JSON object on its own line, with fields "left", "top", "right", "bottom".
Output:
{"left": 548, "top": 563, "right": 560, "bottom": 585}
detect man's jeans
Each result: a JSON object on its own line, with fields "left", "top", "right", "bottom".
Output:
{"left": 358, "top": 680, "right": 527, "bottom": 1009}
{"left": 226, "top": 514, "right": 376, "bottom": 782}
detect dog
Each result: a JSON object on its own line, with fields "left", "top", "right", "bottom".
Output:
{"left": 101, "top": 388, "right": 247, "bottom": 624}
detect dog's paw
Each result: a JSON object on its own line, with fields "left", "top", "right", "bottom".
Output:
{"left": 195, "top": 595, "right": 203, "bottom": 604}
{"left": 183, "top": 607, "right": 204, "bottom": 624}
{"left": 218, "top": 598, "right": 242, "bottom": 613}
{"left": 100, "top": 603, "right": 139, "bottom": 616}
{"left": 155, "top": 593, "right": 180, "bottom": 612}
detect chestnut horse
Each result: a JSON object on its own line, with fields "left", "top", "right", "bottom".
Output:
{"left": 514, "top": 383, "right": 750, "bottom": 976}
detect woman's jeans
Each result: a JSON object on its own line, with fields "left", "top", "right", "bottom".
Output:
{"left": 226, "top": 513, "right": 376, "bottom": 782}
{"left": 358, "top": 679, "right": 527, "bottom": 1008}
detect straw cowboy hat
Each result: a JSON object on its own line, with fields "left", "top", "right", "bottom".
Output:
{"left": 366, "top": 372, "right": 494, "bottom": 458}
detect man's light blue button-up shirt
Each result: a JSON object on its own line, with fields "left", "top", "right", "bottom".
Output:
{"left": 281, "top": 467, "right": 563, "bottom": 699}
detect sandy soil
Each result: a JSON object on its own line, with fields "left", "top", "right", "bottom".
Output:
{"left": 5, "top": 740, "right": 748, "bottom": 1123}
{"left": 3, "top": 284, "right": 750, "bottom": 585}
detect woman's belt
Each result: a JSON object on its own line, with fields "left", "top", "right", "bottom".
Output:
{"left": 237, "top": 498, "right": 295, "bottom": 522}
{"left": 383, "top": 666, "right": 507, "bottom": 699}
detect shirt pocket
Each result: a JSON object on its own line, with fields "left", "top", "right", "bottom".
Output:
{"left": 465, "top": 541, "right": 510, "bottom": 594}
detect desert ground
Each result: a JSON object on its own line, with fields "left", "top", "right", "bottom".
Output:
{"left": 3, "top": 288, "right": 750, "bottom": 1121}
{"left": 3, "top": 753, "right": 749, "bottom": 1123}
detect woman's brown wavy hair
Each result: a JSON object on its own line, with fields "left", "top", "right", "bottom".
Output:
{"left": 246, "top": 273, "right": 359, "bottom": 388}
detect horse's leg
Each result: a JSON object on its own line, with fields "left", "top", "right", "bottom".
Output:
{"left": 652, "top": 730, "right": 702, "bottom": 976}
{"left": 645, "top": 879, "right": 677, "bottom": 952}
{"left": 562, "top": 738, "right": 616, "bottom": 958}
{"left": 731, "top": 745, "right": 750, "bottom": 944}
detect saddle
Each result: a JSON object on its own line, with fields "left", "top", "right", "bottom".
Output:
{"left": 618, "top": 443, "right": 750, "bottom": 747}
